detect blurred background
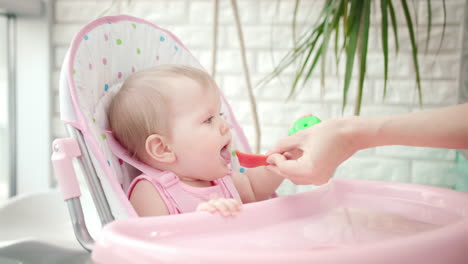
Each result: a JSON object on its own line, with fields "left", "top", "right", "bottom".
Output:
{"left": 1, "top": 0, "right": 468, "bottom": 204}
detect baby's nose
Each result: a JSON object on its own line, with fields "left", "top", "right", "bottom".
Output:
{"left": 220, "top": 119, "right": 230, "bottom": 135}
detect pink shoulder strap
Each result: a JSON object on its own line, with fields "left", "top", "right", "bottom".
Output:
{"left": 127, "top": 172, "right": 180, "bottom": 215}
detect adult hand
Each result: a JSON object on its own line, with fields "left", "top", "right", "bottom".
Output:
{"left": 266, "top": 117, "right": 361, "bottom": 185}
{"left": 266, "top": 103, "right": 468, "bottom": 185}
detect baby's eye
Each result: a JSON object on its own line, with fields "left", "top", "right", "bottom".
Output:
{"left": 205, "top": 116, "right": 214, "bottom": 124}
{"left": 219, "top": 112, "right": 224, "bottom": 118}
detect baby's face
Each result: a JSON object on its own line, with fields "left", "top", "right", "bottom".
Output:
{"left": 166, "top": 78, "right": 232, "bottom": 181}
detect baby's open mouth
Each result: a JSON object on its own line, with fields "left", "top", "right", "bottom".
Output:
{"left": 220, "top": 141, "right": 231, "bottom": 164}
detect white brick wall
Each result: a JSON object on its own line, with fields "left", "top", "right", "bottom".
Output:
{"left": 51, "top": 0, "right": 466, "bottom": 194}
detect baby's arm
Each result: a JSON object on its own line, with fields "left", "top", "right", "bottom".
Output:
{"left": 129, "top": 180, "right": 169, "bottom": 217}
{"left": 232, "top": 167, "right": 284, "bottom": 203}
{"left": 196, "top": 198, "right": 242, "bottom": 216}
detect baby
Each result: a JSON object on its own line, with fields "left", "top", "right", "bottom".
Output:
{"left": 109, "top": 65, "right": 283, "bottom": 217}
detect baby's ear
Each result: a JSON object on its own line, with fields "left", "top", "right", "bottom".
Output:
{"left": 145, "top": 134, "right": 176, "bottom": 163}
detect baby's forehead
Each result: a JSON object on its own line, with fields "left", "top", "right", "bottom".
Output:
{"left": 166, "top": 76, "right": 219, "bottom": 97}
{"left": 169, "top": 79, "right": 221, "bottom": 109}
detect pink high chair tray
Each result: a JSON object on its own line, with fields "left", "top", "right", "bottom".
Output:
{"left": 92, "top": 179, "right": 468, "bottom": 264}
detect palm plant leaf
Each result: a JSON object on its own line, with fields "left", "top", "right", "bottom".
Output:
{"left": 343, "top": 0, "right": 362, "bottom": 111}
{"left": 388, "top": 0, "right": 400, "bottom": 52}
{"left": 258, "top": 0, "right": 444, "bottom": 115}
{"left": 320, "top": 1, "right": 337, "bottom": 87}
{"left": 257, "top": 27, "right": 320, "bottom": 88}
{"left": 401, "top": 0, "right": 422, "bottom": 106}
{"left": 381, "top": 0, "right": 389, "bottom": 99}
{"left": 334, "top": 16, "right": 340, "bottom": 66}
{"left": 292, "top": 0, "right": 300, "bottom": 45}
{"left": 343, "top": 0, "right": 348, "bottom": 40}
{"left": 290, "top": 37, "right": 319, "bottom": 97}
{"left": 425, "top": 0, "right": 432, "bottom": 53}
{"left": 288, "top": 25, "right": 324, "bottom": 97}
{"left": 296, "top": 44, "right": 324, "bottom": 97}
{"left": 355, "top": 0, "right": 371, "bottom": 115}
{"left": 322, "top": 1, "right": 346, "bottom": 85}
{"left": 438, "top": 0, "right": 447, "bottom": 54}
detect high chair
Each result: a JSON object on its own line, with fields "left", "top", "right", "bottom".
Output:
{"left": 51, "top": 15, "right": 468, "bottom": 264}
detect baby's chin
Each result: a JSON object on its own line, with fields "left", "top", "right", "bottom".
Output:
{"left": 204, "top": 166, "right": 230, "bottom": 181}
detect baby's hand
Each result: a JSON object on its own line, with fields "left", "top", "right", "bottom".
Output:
{"left": 196, "top": 198, "right": 242, "bottom": 217}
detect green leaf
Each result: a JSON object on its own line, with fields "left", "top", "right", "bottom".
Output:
{"left": 320, "top": 3, "right": 334, "bottom": 87}
{"left": 381, "top": 0, "right": 389, "bottom": 99}
{"left": 429, "top": 0, "right": 447, "bottom": 80}
{"left": 355, "top": 0, "right": 371, "bottom": 115}
{"left": 334, "top": 15, "right": 340, "bottom": 66}
{"left": 425, "top": 0, "right": 432, "bottom": 53}
{"left": 302, "top": 42, "right": 325, "bottom": 89}
{"left": 295, "top": 44, "right": 324, "bottom": 99}
{"left": 257, "top": 20, "right": 325, "bottom": 89}
{"left": 259, "top": 0, "right": 441, "bottom": 116}
{"left": 437, "top": 0, "right": 447, "bottom": 54}
{"left": 288, "top": 27, "right": 324, "bottom": 97}
{"left": 401, "top": 0, "right": 422, "bottom": 106}
{"left": 321, "top": 1, "right": 344, "bottom": 87}
{"left": 346, "top": 0, "right": 359, "bottom": 36}
{"left": 388, "top": 0, "right": 399, "bottom": 53}
{"left": 343, "top": 0, "right": 363, "bottom": 112}
{"left": 290, "top": 43, "right": 317, "bottom": 98}
{"left": 343, "top": 0, "right": 349, "bottom": 41}
{"left": 335, "top": 1, "right": 348, "bottom": 70}
{"left": 292, "top": 0, "right": 300, "bottom": 46}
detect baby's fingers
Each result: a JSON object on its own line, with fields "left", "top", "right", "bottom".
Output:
{"left": 224, "top": 199, "right": 242, "bottom": 214}
{"left": 209, "top": 199, "right": 231, "bottom": 216}
{"left": 196, "top": 202, "right": 216, "bottom": 213}
{"left": 210, "top": 199, "right": 240, "bottom": 216}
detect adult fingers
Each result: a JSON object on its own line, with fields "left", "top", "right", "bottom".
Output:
{"left": 266, "top": 153, "right": 287, "bottom": 165}
{"left": 267, "top": 153, "right": 301, "bottom": 178}
{"left": 268, "top": 153, "right": 309, "bottom": 174}
{"left": 274, "top": 159, "right": 306, "bottom": 178}
{"left": 284, "top": 149, "right": 303, "bottom": 160}
{"left": 268, "top": 154, "right": 317, "bottom": 184}
{"left": 266, "top": 134, "right": 302, "bottom": 155}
